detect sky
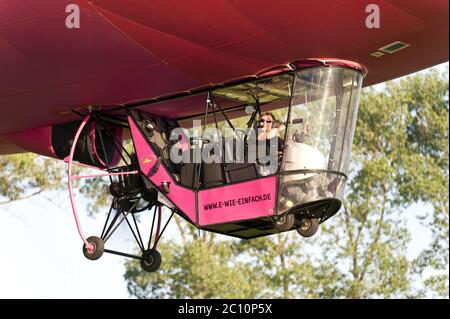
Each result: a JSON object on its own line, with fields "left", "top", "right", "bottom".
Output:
{"left": 0, "top": 194, "right": 131, "bottom": 298}
{"left": 0, "top": 62, "right": 447, "bottom": 299}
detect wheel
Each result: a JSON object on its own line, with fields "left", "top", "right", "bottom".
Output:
{"left": 296, "top": 218, "right": 319, "bottom": 237}
{"left": 82, "top": 236, "right": 104, "bottom": 260}
{"left": 140, "top": 249, "right": 162, "bottom": 272}
{"left": 273, "top": 213, "right": 295, "bottom": 231}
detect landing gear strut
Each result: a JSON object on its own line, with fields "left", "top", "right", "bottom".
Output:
{"left": 67, "top": 114, "right": 174, "bottom": 272}
{"left": 82, "top": 200, "right": 173, "bottom": 273}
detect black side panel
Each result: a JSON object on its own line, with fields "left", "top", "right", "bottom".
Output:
{"left": 225, "top": 163, "right": 258, "bottom": 183}
{"left": 201, "top": 163, "right": 225, "bottom": 188}
{"left": 179, "top": 163, "right": 197, "bottom": 188}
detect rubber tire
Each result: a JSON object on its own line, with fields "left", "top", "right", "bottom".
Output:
{"left": 273, "top": 213, "right": 295, "bottom": 231}
{"left": 140, "top": 249, "right": 162, "bottom": 272}
{"left": 83, "top": 236, "right": 104, "bottom": 260}
{"left": 296, "top": 218, "right": 319, "bottom": 238}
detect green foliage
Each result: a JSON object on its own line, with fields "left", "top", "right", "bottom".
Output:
{"left": 398, "top": 69, "right": 449, "bottom": 298}
{"left": 335, "top": 67, "right": 448, "bottom": 298}
{"left": 0, "top": 154, "right": 65, "bottom": 204}
{"left": 326, "top": 68, "right": 448, "bottom": 298}
{"left": 0, "top": 153, "right": 111, "bottom": 216}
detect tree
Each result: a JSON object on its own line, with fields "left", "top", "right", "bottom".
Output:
{"left": 404, "top": 69, "right": 449, "bottom": 298}
{"left": 0, "top": 153, "right": 111, "bottom": 215}
{"left": 0, "top": 153, "right": 65, "bottom": 205}
{"left": 310, "top": 68, "right": 448, "bottom": 298}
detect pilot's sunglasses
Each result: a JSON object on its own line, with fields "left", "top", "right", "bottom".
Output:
{"left": 259, "top": 119, "right": 272, "bottom": 123}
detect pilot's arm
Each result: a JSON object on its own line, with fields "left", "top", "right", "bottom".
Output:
{"left": 266, "top": 121, "right": 285, "bottom": 139}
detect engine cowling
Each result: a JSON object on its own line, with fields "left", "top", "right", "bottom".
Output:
{"left": 6, "top": 119, "right": 123, "bottom": 168}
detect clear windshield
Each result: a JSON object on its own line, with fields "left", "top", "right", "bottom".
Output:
{"left": 278, "top": 67, "right": 363, "bottom": 213}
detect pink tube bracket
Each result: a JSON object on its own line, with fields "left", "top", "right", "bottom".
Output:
{"left": 67, "top": 115, "right": 137, "bottom": 253}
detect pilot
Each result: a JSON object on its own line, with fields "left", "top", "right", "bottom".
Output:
{"left": 257, "top": 112, "right": 285, "bottom": 141}
{"left": 256, "top": 112, "right": 285, "bottom": 175}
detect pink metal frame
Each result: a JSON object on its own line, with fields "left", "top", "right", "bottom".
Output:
{"left": 67, "top": 114, "right": 138, "bottom": 252}
{"left": 128, "top": 115, "right": 197, "bottom": 223}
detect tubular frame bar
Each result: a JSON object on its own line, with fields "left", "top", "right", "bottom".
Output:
{"left": 153, "top": 209, "right": 175, "bottom": 248}
{"left": 104, "top": 249, "right": 145, "bottom": 261}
